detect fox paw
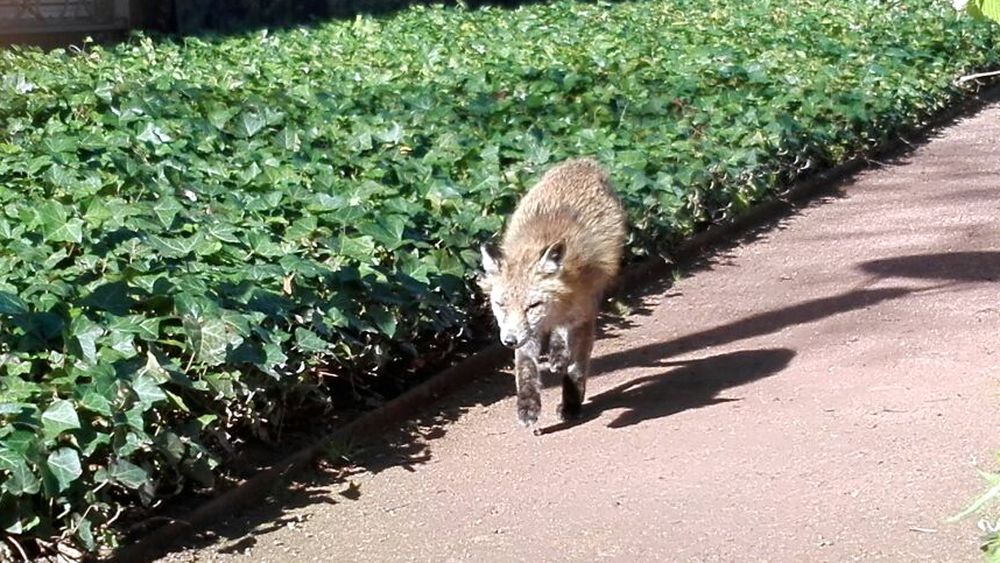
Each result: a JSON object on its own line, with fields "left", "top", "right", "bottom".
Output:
{"left": 517, "top": 401, "right": 540, "bottom": 428}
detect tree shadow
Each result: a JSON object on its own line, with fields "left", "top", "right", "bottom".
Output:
{"left": 857, "top": 251, "right": 1000, "bottom": 283}
{"left": 591, "top": 286, "right": 913, "bottom": 377}
{"left": 593, "top": 206, "right": 844, "bottom": 343}
{"left": 532, "top": 283, "right": 924, "bottom": 435}
{"left": 539, "top": 348, "right": 794, "bottom": 433}
{"left": 927, "top": 187, "right": 999, "bottom": 203}
{"left": 596, "top": 348, "right": 794, "bottom": 429}
{"left": 122, "top": 400, "right": 475, "bottom": 562}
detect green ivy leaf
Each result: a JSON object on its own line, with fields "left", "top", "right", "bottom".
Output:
{"left": 35, "top": 202, "right": 83, "bottom": 244}
{"left": 276, "top": 128, "right": 302, "bottom": 151}
{"left": 1, "top": 430, "right": 36, "bottom": 455}
{"left": 75, "top": 515, "right": 96, "bottom": 551}
{"left": 106, "top": 459, "right": 148, "bottom": 489}
{"left": 140, "top": 350, "right": 171, "bottom": 383}
{"left": 0, "top": 448, "right": 40, "bottom": 495}
{"left": 0, "top": 291, "right": 27, "bottom": 316}
{"left": 152, "top": 196, "right": 184, "bottom": 228}
{"left": 182, "top": 314, "right": 243, "bottom": 367}
{"left": 357, "top": 215, "right": 407, "bottom": 249}
{"left": 368, "top": 306, "right": 397, "bottom": 338}
{"left": 294, "top": 327, "right": 329, "bottom": 354}
{"left": 43, "top": 164, "right": 76, "bottom": 187}
{"left": 132, "top": 373, "right": 167, "bottom": 409}
{"left": 147, "top": 233, "right": 201, "bottom": 258}
{"left": 40, "top": 400, "right": 81, "bottom": 439}
{"left": 70, "top": 315, "right": 104, "bottom": 364}
{"left": 155, "top": 430, "right": 185, "bottom": 462}
{"left": 236, "top": 111, "right": 266, "bottom": 138}
{"left": 46, "top": 448, "right": 82, "bottom": 492}
{"left": 207, "top": 105, "right": 236, "bottom": 130}
{"left": 79, "top": 391, "right": 113, "bottom": 417}
{"left": 136, "top": 122, "right": 172, "bottom": 145}
{"left": 108, "top": 314, "right": 161, "bottom": 341}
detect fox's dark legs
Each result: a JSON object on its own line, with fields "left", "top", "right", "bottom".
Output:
{"left": 514, "top": 343, "right": 542, "bottom": 427}
{"left": 513, "top": 308, "right": 599, "bottom": 427}
{"left": 547, "top": 328, "right": 572, "bottom": 419}
{"left": 556, "top": 316, "right": 596, "bottom": 421}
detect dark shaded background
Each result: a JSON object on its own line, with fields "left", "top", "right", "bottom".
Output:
{"left": 1, "top": 0, "right": 551, "bottom": 48}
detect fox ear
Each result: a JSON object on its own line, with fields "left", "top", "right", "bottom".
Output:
{"left": 537, "top": 241, "right": 565, "bottom": 276}
{"left": 481, "top": 243, "right": 503, "bottom": 277}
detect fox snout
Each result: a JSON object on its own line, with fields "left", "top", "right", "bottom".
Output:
{"left": 487, "top": 301, "right": 533, "bottom": 349}
{"left": 499, "top": 327, "right": 529, "bottom": 349}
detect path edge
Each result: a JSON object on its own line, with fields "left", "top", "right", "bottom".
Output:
{"left": 111, "top": 82, "right": 1000, "bottom": 563}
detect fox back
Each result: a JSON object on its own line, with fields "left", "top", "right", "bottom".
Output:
{"left": 481, "top": 158, "right": 626, "bottom": 348}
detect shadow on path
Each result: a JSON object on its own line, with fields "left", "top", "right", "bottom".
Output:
{"left": 858, "top": 251, "right": 1000, "bottom": 283}
{"left": 591, "top": 286, "right": 912, "bottom": 377}
{"left": 540, "top": 348, "right": 795, "bottom": 434}
{"left": 136, "top": 403, "right": 475, "bottom": 561}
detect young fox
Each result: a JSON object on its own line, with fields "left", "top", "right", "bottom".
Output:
{"left": 480, "top": 158, "right": 626, "bottom": 428}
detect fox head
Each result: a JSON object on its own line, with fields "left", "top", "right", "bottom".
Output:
{"left": 479, "top": 241, "right": 567, "bottom": 349}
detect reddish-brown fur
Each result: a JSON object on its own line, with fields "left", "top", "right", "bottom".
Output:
{"left": 500, "top": 158, "right": 626, "bottom": 301}
{"left": 481, "top": 158, "right": 627, "bottom": 428}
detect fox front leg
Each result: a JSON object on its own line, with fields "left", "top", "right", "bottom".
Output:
{"left": 559, "top": 317, "right": 596, "bottom": 421}
{"left": 514, "top": 345, "right": 542, "bottom": 428}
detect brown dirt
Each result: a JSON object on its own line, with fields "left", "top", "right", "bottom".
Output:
{"left": 156, "top": 104, "right": 1000, "bottom": 562}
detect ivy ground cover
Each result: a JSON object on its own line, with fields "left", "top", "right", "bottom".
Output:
{"left": 0, "top": 0, "right": 997, "bottom": 556}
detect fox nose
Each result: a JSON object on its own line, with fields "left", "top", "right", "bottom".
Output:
{"left": 501, "top": 334, "right": 519, "bottom": 348}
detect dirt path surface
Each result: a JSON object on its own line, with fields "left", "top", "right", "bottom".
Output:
{"left": 160, "top": 104, "right": 1000, "bottom": 562}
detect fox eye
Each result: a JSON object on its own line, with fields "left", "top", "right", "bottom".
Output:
{"left": 526, "top": 301, "right": 543, "bottom": 311}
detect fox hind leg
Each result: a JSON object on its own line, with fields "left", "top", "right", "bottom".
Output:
{"left": 547, "top": 326, "right": 569, "bottom": 375}
{"left": 548, "top": 327, "right": 572, "bottom": 419}
{"left": 558, "top": 317, "right": 596, "bottom": 421}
